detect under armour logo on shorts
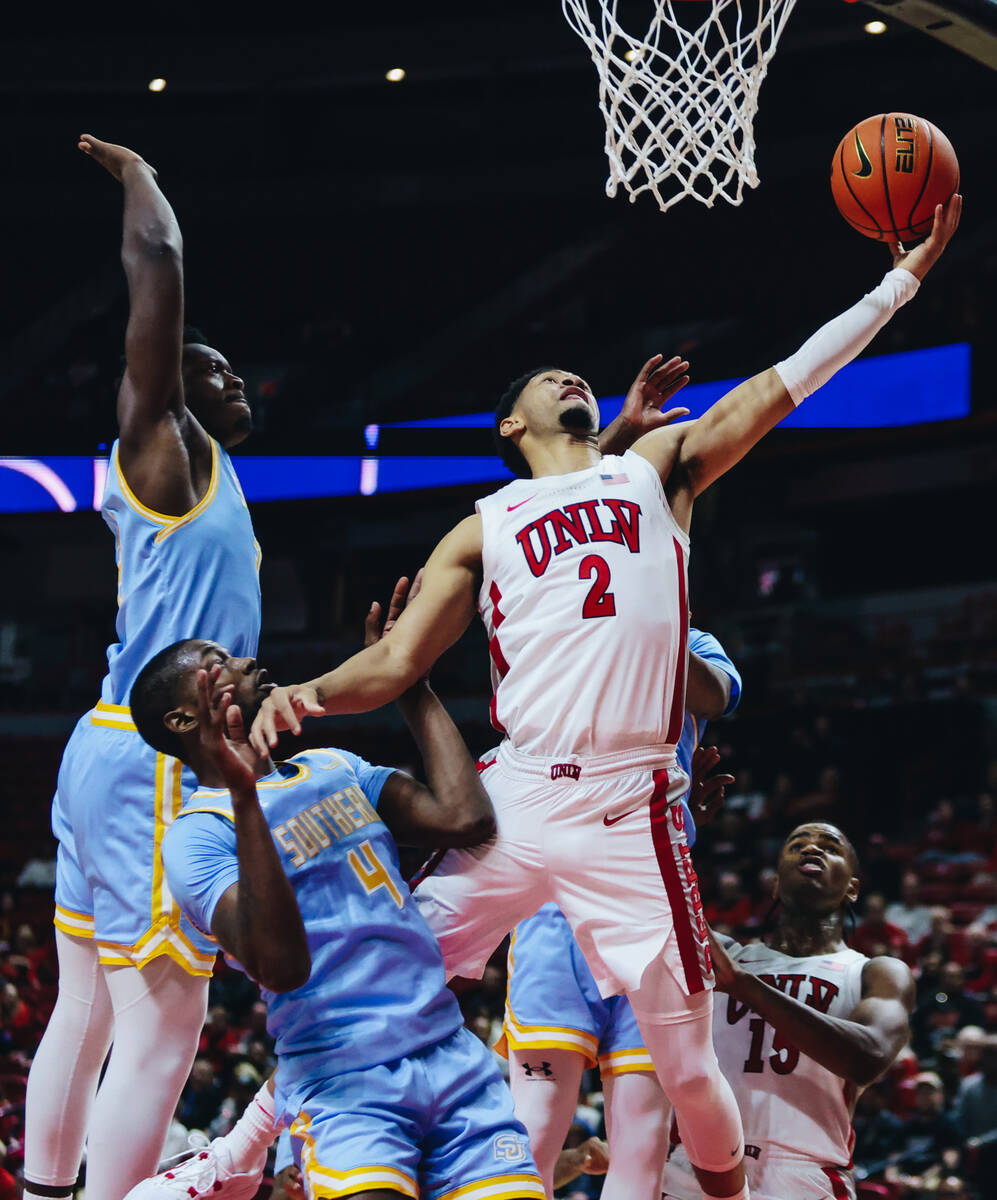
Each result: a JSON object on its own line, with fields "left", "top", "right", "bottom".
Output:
{"left": 550, "top": 762, "right": 581, "bottom": 780}
{"left": 521, "top": 1060, "right": 555, "bottom": 1078}
{"left": 493, "top": 1133, "right": 528, "bottom": 1162}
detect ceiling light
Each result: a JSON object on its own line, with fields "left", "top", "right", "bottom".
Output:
{"left": 864, "top": 20, "right": 887, "bottom": 34}
{"left": 148, "top": 78, "right": 167, "bottom": 92}
{"left": 385, "top": 67, "right": 406, "bottom": 82}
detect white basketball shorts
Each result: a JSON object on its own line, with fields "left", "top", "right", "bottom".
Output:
{"left": 414, "top": 740, "right": 713, "bottom": 1008}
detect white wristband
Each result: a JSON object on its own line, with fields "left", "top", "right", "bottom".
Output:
{"left": 774, "top": 268, "right": 920, "bottom": 406}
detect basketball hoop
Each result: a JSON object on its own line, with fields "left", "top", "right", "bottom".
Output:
{"left": 561, "top": 0, "right": 799, "bottom": 212}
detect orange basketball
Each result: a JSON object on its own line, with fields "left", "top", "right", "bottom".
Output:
{"left": 830, "top": 113, "right": 959, "bottom": 243}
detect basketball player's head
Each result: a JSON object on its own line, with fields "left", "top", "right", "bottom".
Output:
{"left": 495, "top": 368, "right": 600, "bottom": 477}
{"left": 179, "top": 326, "right": 253, "bottom": 448}
{"left": 775, "top": 822, "right": 859, "bottom": 916}
{"left": 131, "top": 638, "right": 274, "bottom": 763}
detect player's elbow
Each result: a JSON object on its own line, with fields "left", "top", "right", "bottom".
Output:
{"left": 446, "top": 810, "right": 497, "bottom": 848}
{"left": 124, "top": 225, "right": 182, "bottom": 265}
{"left": 255, "top": 949, "right": 312, "bottom": 994}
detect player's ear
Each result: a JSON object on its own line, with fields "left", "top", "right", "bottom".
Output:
{"left": 499, "top": 411, "right": 526, "bottom": 440}
{"left": 164, "top": 707, "right": 198, "bottom": 737}
{"left": 846, "top": 875, "right": 860, "bottom": 906}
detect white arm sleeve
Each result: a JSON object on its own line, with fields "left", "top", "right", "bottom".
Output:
{"left": 774, "top": 267, "right": 920, "bottom": 406}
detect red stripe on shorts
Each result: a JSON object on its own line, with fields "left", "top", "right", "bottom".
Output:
{"left": 821, "top": 1167, "right": 850, "bottom": 1200}
{"left": 649, "top": 768, "right": 708, "bottom": 994}
{"left": 665, "top": 537, "right": 689, "bottom": 745}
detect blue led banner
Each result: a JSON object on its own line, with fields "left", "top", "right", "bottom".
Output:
{"left": 0, "top": 344, "right": 971, "bottom": 513}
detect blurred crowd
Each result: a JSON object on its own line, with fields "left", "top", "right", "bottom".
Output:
{"left": 2, "top": 735, "right": 996, "bottom": 1200}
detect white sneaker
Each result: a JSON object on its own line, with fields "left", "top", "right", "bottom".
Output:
{"left": 124, "top": 1138, "right": 265, "bottom": 1200}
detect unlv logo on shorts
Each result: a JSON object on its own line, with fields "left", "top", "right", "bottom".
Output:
{"left": 551, "top": 762, "right": 581, "bottom": 780}
{"left": 493, "top": 1133, "right": 528, "bottom": 1163}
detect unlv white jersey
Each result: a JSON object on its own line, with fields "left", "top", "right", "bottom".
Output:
{"left": 715, "top": 938, "right": 867, "bottom": 1166}
{"left": 476, "top": 450, "right": 689, "bottom": 759}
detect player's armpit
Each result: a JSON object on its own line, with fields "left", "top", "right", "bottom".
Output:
{"left": 208, "top": 882, "right": 241, "bottom": 961}
{"left": 686, "top": 652, "right": 733, "bottom": 720}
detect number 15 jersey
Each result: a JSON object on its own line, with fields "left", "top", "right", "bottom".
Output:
{"left": 477, "top": 451, "right": 689, "bottom": 760}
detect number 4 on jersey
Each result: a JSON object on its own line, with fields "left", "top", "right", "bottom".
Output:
{"left": 348, "top": 840, "right": 404, "bottom": 908}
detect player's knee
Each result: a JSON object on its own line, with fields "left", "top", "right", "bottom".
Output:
{"left": 662, "top": 1061, "right": 721, "bottom": 1115}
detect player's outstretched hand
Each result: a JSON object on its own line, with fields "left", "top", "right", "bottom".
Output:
{"left": 689, "top": 745, "right": 735, "bottom": 829}
{"left": 621, "top": 354, "right": 691, "bottom": 433}
{"left": 196, "top": 666, "right": 257, "bottom": 796}
{"left": 78, "top": 134, "right": 154, "bottom": 183}
{"left": 364, "top": 569, "right": 424, "bottom": 647}
{"left": 889, "top": 192, "right": 961, "bottom": 281}
{"left": 249, "top": 683, "right": 324, "bottom": 755}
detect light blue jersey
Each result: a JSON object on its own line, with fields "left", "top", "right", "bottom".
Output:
{"left": 162, "top": 748, "right": 463, "bottom": 1083}
{"left": 678, "top": 627, "right": 741, "bottom": 850}
{"left": 52, "top": 438, "right": 263, "bottom": 972}
{"left": 163, "top": 748, "right": 541, "bottom": 1200}
{"left": 101, "top": 438, "right": 262, "bottom": 704}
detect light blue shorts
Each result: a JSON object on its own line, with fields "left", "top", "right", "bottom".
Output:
{"left": 282, "top": 1027, "right": 544, "bottom": 1200}
{"left": 498, "top": 903, "right": 653, "bottom": 1076}
{"left": 52, "top": 705, "right": 216, "bottom": 975}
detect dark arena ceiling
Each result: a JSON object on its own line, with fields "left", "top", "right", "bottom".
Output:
{"left": 3, "top": 0, "right": 996, "bottom": 452}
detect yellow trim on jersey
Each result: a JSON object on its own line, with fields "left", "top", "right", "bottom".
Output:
{"left": 153, "top": 441, "right": 220, "bottom": 544}
{"left": 90, "top": 700, "right": 138, "bottom": 731}
{"left": 437, "top": 1176, "right": 546, "bottom": 1200}
{"left": 96, "top": 923, "right": 216, "bottom": 976}
{"left": 177, "top": 806, "right": 236, "bottom": 822}
{"left": 190, "top": 761, "right": 310, "bottom": 804}
{"left": 290, "top": 1112, "right": 417, "bottom": 1199}
{"left": 499, "top": 929, "right": 598, "bottom": 1065}
{"left": 112, "top": 444, "right": 173, "bottom": 525}
{"left": 113, "top": 440, "right": 222, "bottom": 544}
{"left": 597, "top": 1048, "right": 655, "bottom": 1076}
{"left": 53, "top": 905, "right": 95, "bottom": 938}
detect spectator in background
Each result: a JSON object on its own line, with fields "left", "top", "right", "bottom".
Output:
{"left": 887, "top": 1072, "right": 961, "bottom": 1182}
{"left": 177, "top": 1058, "right": 222, "bottom": 1133}
{"left": 914, "top": 907, "right": 963, "bottom": 966}
{"left": 886, "top": 872, "right": 934, "bottom": 944}
{"left": 704, "top": 870, "right": 753, "bottom": 931}
{"left": 853, "top": 892, "right": 910, "bottom": 960}
{"left": 852, "top": 1079, "right": 905, "bottom": 1178}
{"left": 955, "top": 1036, "right": 997, "bottom": 1141}
{"left": 198, "top": 1005, "right": 241, "bottom": 1077}
{"left": 913, "top": 962, "right": 986, "bottom": 1056}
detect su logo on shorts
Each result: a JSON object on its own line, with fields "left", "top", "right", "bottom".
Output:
{"left": 493, "top": 1134, "right": 528, "bottom": 1163}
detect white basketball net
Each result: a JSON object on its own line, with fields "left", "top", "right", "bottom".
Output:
{"left": 561, "top": 0, "right": 798, "bottom": 211}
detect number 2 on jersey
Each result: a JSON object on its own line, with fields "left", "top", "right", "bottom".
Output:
{"left": 347, "top": 840, "right": 404, "bottom": 908}
{"left": 579, "top": 554, "right": 616, "bottom": 618}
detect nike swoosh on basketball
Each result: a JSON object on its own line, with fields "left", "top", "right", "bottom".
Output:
{"left": 507, "top": 495, "right": 538, "bottom": 512}
{"left": 852, "top": 132, "right": 873, "bottom": 178}
{"left": 603, "top": 808, "right": 639, "bottom": 826}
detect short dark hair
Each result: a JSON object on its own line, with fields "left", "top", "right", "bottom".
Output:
{"left": 494, "top": 367, "right": 556, "bottom": 479}
{"left": 182, "top": 325, "right": 209, "bottom": 348}
{"left": 130, "top": 639, "right": 203, "bottom": 761}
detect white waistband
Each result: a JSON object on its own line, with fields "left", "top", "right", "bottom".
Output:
{"left": 495, "top": 740, "right": 677, "bottom": 780}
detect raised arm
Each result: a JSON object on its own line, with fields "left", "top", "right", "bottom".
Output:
{"left": 249, "top": 515, "right": 483, "bottom": 753}
{"left": 632, "top": 195, "right": 962, "bottom": 531}
{"left": 710, "top": 935, "right": 915, "bottom": 1087}
{"left": 194, "top": 672, "right": 310, "bottom": 993}
{"left": 80, "top": 135, "right": 205, "bottom": 514}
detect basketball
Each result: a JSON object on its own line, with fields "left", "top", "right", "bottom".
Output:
{"left": 830, "top": 113, "right": 959, "bottom": 244}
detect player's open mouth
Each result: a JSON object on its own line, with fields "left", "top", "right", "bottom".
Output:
{"left": 561, "top": 388, "right": 588, "bottom": 404}
{"left": 798, "top": 859, "right": 824, "bottom": 876}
